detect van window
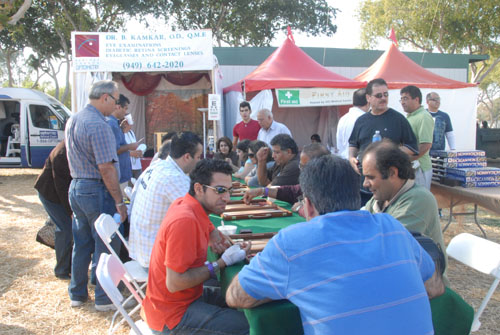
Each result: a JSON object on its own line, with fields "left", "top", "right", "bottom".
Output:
{"left": 29, "top": 105, "right": 63, "bottom": 130}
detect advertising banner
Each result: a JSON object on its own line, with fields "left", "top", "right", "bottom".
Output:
{"left": 276, "top": 88, "right": 355, "bottom": 107}
{"left": 71, "top": 30, "right": 213, "bottom": 72}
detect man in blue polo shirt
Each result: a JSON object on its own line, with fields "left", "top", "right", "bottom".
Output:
{"left": 226, "top": 155, "right": 443, "bottom": 334}
{"left": 66, "top": 80, "right": 127, "bottom": 312}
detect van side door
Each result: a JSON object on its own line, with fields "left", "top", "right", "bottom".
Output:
{"left": 26, "top": 103, "right": 65, "bottom": 167}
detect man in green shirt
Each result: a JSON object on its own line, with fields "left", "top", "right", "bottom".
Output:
{"left": 400, "top": 85, "right": 434, "bottom": 190}
{"left": 362, "top": 140, "right": 447, "bottom": 283}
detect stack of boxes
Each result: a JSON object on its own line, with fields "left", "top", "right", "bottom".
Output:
{"left": 431, "top": 150, "right": 500, "bottom": 188}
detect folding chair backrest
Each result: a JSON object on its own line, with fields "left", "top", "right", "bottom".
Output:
{"left": 447, "top": 233, "right": 500, "bottom": 278}
{"left": 97, "top": 253, "right": 146, "bottom": 335}
{"left": 446, "top": 233, "right": 500, "bottom": 332}
{"left": 95, "top": 213, "right": 130, "bottom": 253}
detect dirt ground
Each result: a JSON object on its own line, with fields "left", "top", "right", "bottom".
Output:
{"left": 0, "top": 168, "right": 499, "bottom": 334}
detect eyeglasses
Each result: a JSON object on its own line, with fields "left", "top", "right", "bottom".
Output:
{"left": 371, "top": 92, "right": 389, "bottom": 99}
{"left": 428, "top": 98, "right": 440, "bottom": 102}
{"left": 399, "top": 96, "right": 411, "bottom": 102}
{"left": 107, "top": 94, "right": 120, "bottom": 105}
{"left": 248, "top": 153, "right": 255, "bottom": 158}
{"left": 203, "top": 185, "right": 232, "bottom": 194}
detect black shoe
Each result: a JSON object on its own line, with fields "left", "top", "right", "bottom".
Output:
{"left": 55, "top": 273, "right": 71, "bottom": 280}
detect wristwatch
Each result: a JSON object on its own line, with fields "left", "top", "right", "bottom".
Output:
{"left": 204, "top": 261, "right": 220, "bottom": 279}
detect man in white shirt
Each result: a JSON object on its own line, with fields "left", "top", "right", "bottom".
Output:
{"left": 256, "top": 108, "right": 291, "bottom": 145}
{"left": 336, "top": 88, "right": 369, "bottom": 159}
{"left": 128, "top": 132, "right": 203, "bottom": 270}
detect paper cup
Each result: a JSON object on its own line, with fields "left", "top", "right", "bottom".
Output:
{"left": 217, "top": 225, "right": 237, "bottom": 236}
{"left": 124, "top": 114, "right": 134, "bottom": 125}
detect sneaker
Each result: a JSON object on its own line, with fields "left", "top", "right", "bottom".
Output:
{"left": 71, "top": 300, "right": 85, "bottom": 307}
{"left": 95, "top": 303, "right": 117, "bottom": 312}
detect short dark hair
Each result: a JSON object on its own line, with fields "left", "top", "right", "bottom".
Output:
{"left": 239, "top": 101, "right": 251, "bottom": 111}
{"left": 157, "top": 140, "right": 172, "bottom": 160}
{"left": 236, "top": 139, "right": 251, "bottom": 153}
{"left": 188, "top": 159, "right": 233, "bottom": 196}
{"left": 362, "top": 140, "right": 415, "bottom": 180}
{"left": 270, "top": 134, "right": 298, "bottom": 154}
{"left": 161, "top": 132, "right": 177, "bottom": 143}
{"left": 169, "top": 131, "right": 202, "bottom": 159}
{"left": 118, "top": 94, "right": 130, "bottom": 107}
{"left": 302, "top": 143, "right": 330, "bottom": 160}
{"left": 353, "top": 88, "right": 367, "bottom": 107}
{"left": 300, "top": 155, "right": 360, "bottom": 214}
{"left": 216, "top": 136, "right": 233, "bottom": 153}
{"left": 310, "top": 134, "right": 321, "bottom": 143}
{"left": 400, "top": 85, "right": 422, "bottom": 104}
{"left": 249, "top": 140, "right": 271, "bottom": 162}
{"left": 366, "top": 78, "right": 388, "bottom": 95}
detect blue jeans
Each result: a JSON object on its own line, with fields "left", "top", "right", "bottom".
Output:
{"left": 68, "top": 179, "right": 121, "bottom": 305}
{"left": 38, "top": 192, "right": 73, "bottom": 277}
{"left": 151, "top": 287, "right": 249, "bottom": 335}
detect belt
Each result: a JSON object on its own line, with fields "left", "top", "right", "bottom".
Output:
{"left": 74, "top": 178, "right": 103, "bottom": 182}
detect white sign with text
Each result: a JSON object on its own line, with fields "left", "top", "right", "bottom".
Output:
{"left": 208, "top": 94, "right": 221, "bottom": 121}
{"left": 277, "top": 88, "right": 356, "bottom": 107}
{"left": 71, "top": 30, "right": 213, "bottom": 72}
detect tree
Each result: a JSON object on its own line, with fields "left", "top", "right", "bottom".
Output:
{"left": 357, "top": 0, "right": 500, "bottom": 83}
{"left": 146, "top": 0, "right": 338, "bottom": 47}
{"left": 0, "top": 0, "right": 32, "bottom": 31}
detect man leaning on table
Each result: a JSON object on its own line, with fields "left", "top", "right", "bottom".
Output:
{"left": 227, "top": 155, "right": 444, "bottom": 335}
{"left": 142, "top": 159, "right": 251, "bottom": 335}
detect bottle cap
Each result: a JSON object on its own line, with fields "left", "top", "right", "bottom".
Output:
{"left": 113, "top": 213, "right": 121, "bottom": 224}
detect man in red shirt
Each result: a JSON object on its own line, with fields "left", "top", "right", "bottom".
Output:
{"left": 232, "top": 101, "right": 260, "bottom": 148}
{"left": 142, "top": 159, "right": 251, "bottom": 335}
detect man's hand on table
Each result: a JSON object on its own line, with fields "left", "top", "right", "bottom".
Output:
{"left": 209, "top": 229, "right": 232, "bottom": 254}
{"left": 221, "top": 242, "right": 251, "bottom": 267}
{"left": 243, "top": 188, "right": 264, "bottom": 204}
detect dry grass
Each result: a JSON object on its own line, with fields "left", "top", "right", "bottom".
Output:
{"left": 0, "top": 168, "right": 499, "bottom": 334}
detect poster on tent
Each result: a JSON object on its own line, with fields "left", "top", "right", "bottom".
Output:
{"left": 71, "top": 30, "right": 213, "bottom": 73}
{"left": 276, "top": 88, "right": 355, "bottom": 107}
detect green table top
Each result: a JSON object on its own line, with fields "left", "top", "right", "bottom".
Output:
{"left": 209, "top": 193, "right": 474, "bottom": 335}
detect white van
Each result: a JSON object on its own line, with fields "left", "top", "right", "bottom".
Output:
{"left": 0, "top": 88, "right": 71, "bottom": 168}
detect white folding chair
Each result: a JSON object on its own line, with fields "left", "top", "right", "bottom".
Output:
{"left": 95, "top": 213, "right": 148, "bottom": 298}
{"left": 97, "top": 253, "right": 153, "bottom": 335}
{"left": 446, "top": 233, "right": 500, "bottom": 332}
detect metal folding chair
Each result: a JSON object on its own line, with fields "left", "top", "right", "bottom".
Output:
{"left": 97, "top": 253, "right": 152, "bottom": 335}
{"left": 95, "top": 213, "right": 147, "bottom": 298}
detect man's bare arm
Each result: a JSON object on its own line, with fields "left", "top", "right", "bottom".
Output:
{"left": 167, "top": 259, "right": 226, "bottom": 293}
{"left": 424, "top": 269, "right": 445, "bottom": 299}
{"left": 412, "top": 143, "right": 432, "bottom": 161}
{"left": 98, "top": 161, "right": 127, "bottom": 220}
{"left": 232, "top": 136, "right": 239, "bottom": 149}
{"left": 256, "top": 148, "right": 271, "bottom": 186}
{"left": 348, "top": 146, "right": 360, "bottom": 174}
{"left": 226, "top": 274, "right": 271, "bottom": 309}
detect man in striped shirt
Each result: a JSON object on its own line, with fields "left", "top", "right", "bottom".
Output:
{"left": 227, "top": 155, "right": 442, "bottom": 334}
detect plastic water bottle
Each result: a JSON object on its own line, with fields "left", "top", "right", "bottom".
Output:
{"left": 372, "top": 130, "right": 382, "bottom": 142}
{"left": 113, "top": 213, "right": 121, "bottom": 224}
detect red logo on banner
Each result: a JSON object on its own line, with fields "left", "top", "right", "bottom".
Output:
{"left": 75, "top": 34, "right": 99, "bottom": 57}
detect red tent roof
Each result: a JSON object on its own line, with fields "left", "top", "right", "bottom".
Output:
{"left": 224, "top": 35, "right": 365, "bottom": 93}
{"left": 354, "top": 43, "right": 476, "bottom": 89}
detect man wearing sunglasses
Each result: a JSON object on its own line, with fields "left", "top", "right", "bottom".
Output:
{"left": 348, "top": 78, "right": 418, "bottom": 204}
{"left": 65, "top": 80, "right": 126, "bottom": 311}
{"left": 143, "top": 159, "right": 251, "bottom": 335}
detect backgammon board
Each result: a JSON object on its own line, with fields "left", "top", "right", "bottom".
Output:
{"left": 229, "top": 232, "right": 277, "bottom": 255}
{"left": 230, "top": 181, "right": 249, "bottom": 197}
{"left": 222, "top": 199, "right": 292, "bottom": 221}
